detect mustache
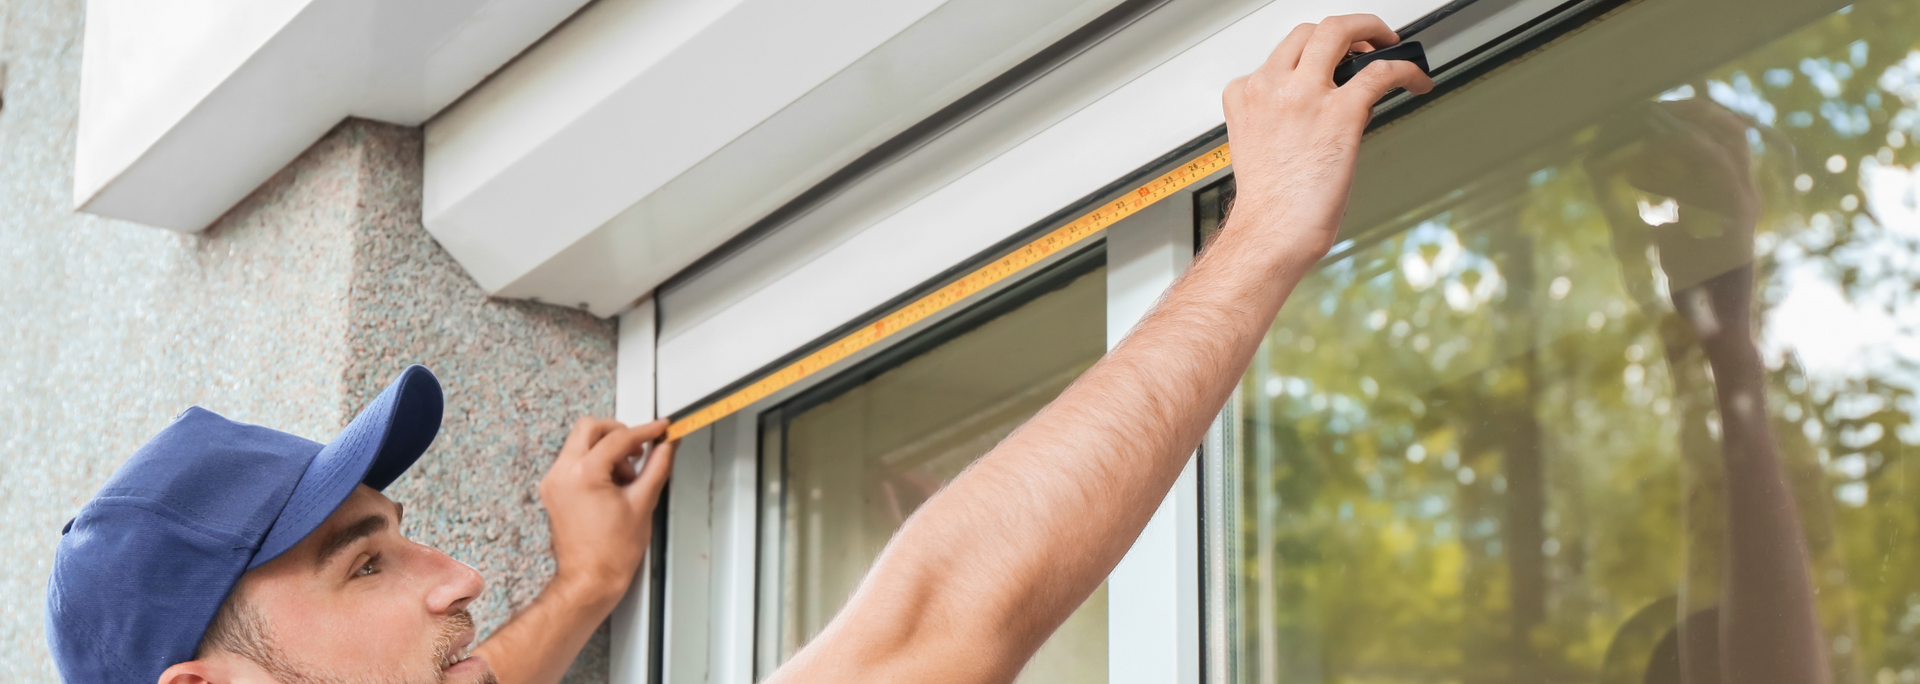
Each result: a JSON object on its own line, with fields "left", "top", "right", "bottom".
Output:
{"left": 431, "top": 609, "right": 476, "bottom": 672}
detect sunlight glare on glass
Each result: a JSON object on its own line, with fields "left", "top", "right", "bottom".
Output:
{"left": 1636, "top": 197, "right": 1680, "bottom": 226}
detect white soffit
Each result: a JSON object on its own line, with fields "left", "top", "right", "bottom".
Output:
{"left": 423, "top": 0, "right": 1132, "bottom": 316}
{"left": 74, "top": 0, "right": 594, "bottom": 232}
{"left": 652, "top": 0, "right": 1456, "bottom": 414}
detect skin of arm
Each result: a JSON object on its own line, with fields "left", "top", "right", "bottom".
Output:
{"left": 473, "top": 418, "right": 677, "bottom": 684}
{"left": 768, "top": 16, "right": 1432, "bottom": 684}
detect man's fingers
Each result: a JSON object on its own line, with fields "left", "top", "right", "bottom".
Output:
{"left": 581, "top": 424, "right": 656, "bottom": 474}
{"left": 609, "top": 420, "right": 670, "bottom": 485}
{"left": 560, "top": 417, "right": 625, "bottom": 464}
{"left": 626, "top": 418, "right": 670, "bottom": 443}
{"left": 1665, "top": 98, "right": 1749, "bottom": 140}
{"left": 1685, "top": 106, "right": 1753, "bottom": 160}
{"left": 626, "top": 440, "right": 677, "bottom": 508}
{"left": 1335, "top": 59, "right": 1433, "bottom": 111}
{"left": 1297, "top": 15, "right": 1400, "bottom": 79}
{"left": 1258, "top": 22, "right": 1319, "bottom": 75}
{"left": 613, "top": 452, "right": 640, "bottom": 485}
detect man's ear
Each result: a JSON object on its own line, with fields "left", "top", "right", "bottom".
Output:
{"left": 158, "top": 660, "right": 224, "bottom": 684}
{"left": 161, "top": 651, "right": 274, "bottom": 684}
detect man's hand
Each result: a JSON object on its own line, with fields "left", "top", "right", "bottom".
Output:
{"left": 474, "top": 417, "right": 675, "bottom": 684}
{"left": 768, "top": 16, "right": 1427, "bottom": 684}
{"left": 1222, "top": 15, "right": 1433, "bottom": 261}
{"left": 540, "top": 417, "right": 676, "bottom": 606}
{"left": 1620, "top": 99, "right": 1761, "bottom": 231}
{"left": 1590, "top": 99, "right": 1764, "bottom": 344}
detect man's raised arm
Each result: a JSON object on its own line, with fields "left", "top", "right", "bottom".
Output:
{"left": 769, "top": 15, "right": 1432, "bottom": 684}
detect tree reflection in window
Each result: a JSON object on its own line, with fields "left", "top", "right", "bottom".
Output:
{"left": 1207, "top": 0, "right": 1920, "bottom": 682}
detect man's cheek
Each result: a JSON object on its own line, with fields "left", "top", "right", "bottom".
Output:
{"left": 315, "top": 603, "right": 436, "bottom": 671}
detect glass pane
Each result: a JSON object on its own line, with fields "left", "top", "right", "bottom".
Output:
{"left": 758, "top": 259, "right": 1109, "bottom": 682}
{"left": 1213, "top": 0, "right": 1920, "bottom": 683}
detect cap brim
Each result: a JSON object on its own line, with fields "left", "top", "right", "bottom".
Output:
{"left": 248, "top": 365, "right": 443, "bottom": 570}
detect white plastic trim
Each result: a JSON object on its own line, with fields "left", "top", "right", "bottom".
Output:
{"left": 615, "top": 299, "right": 658, "bottom": 426}
{"left": 424, "top": 0, "right": 1128, "bottom": 313}
{"left": 643, "top": 412, "right": 757, "bottom": 684}
{"left": 74, "top": 0, "right": 592, "bottom": 232}
{"left": 708, "top": 417, "right": 760, "bottom": 684}
{"left": 610, "top": 298, "right": 658, "bottom": 684}
{"left": 655, "top": 0, "right": 1451, "bottom": 415}
{"left": 660, "top": 429, "right": 716, "bottom": 684}
{"left": 1104, "top": 195, "right": 1204, "bottom": 684}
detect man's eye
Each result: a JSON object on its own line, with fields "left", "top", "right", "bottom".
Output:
{"left": 355, "top": 555, "right": 380, "bottom": 578}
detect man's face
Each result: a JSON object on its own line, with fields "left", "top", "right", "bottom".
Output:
{"left": 209, "top": 485, "right": 493, "bottom": 684}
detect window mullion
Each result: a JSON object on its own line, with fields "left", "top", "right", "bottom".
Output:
{"left": 1105, "top": 194, "right": 1203, "bottom": 684}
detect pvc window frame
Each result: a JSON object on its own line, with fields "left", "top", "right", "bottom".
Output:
{"left": 748, "top": 240, "right": 1109, "bottom": 679}
{"left": 642, "top": 186, "right": 1210, "bottom": 684}
{"left": 607, "top": 0, "right": 1592, "bottom": 680}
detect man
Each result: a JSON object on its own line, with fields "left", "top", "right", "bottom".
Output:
{"left": 46, "top": 15, "right": 1430, "bottom": 684}
{"left": 48, "top": 365, "right": 678, "bottom": 684}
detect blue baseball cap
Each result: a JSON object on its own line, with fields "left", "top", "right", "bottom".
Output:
{"left": 46, "top": 365, "right": 444, "bottom": 683}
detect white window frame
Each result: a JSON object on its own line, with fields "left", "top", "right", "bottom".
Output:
{"left": 607, "top": 0, "right": 1577, "bottom": 679}
{"left": 637, "top": 189, "right": 1214, "bottom": 684}
{"left": 1103, "top": 193, "right": 1207, "bottom": 684}
{"left": 649, "top": 0, "right": 1451, "bottom": 416}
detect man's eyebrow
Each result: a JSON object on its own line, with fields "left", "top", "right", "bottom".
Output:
{"left": 314, "top": 514, "right": 389, "bottom": 569}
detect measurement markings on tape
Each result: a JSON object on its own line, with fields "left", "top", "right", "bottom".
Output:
{"left": 667, "top": 143, "right": 1232, "bottom": 440}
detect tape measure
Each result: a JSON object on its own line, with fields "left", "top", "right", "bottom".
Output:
{"left": 667, "top": 142, "right": 1233, "bottom": 440}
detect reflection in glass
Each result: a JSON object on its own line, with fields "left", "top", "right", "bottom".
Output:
{"left": 1210, "top": 0, "right": 1920, "bottom": 682}
{"left": 756, "top": 258, "right": 1109, "bottom": 683}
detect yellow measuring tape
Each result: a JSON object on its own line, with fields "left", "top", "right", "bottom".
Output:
{"left": 668, "top": 142, "right": 1233, "bottom": 440}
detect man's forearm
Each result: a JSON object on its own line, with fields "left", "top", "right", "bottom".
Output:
{"left": 1685, "top": 270, "right": 1832, "bottom": 684}
{"left": 779, "top": 210, "right": 1324, "bottom": 682}
{"left": 474, "top": 573, "right": 627, "bottom": 684}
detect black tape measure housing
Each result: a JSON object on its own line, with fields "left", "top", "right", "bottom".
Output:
{"left": 1332, "top": 41, "right": 1430, "bottom": 86}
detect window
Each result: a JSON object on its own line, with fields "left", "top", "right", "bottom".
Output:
{"left": 1206, "top": 0, "right": 1920, "bottom": 683}
{"left": 755, "top": 249, "right": 1111, "bottom": 682}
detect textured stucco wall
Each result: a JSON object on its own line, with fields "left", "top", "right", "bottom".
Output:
{"left": 0, "top": 0, "right": 621, "bottom": 680}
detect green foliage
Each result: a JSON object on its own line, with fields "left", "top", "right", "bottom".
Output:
{"left": 1216, "top": 1, "right": 1920, "bottom": 682}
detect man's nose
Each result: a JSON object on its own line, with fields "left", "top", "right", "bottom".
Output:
{"left": 422, "top": 544, "right": 486, "bottom": 614}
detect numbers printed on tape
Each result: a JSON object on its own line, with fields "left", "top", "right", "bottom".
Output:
{"left": 666, "top": 143, "right": 1232, "bottom": 440}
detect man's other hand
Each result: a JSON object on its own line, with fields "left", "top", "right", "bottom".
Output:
{"left": 539, "top": 417, "right": 675, "bottom": 607}
{"left": 1221, "top": 15, "right": 1433, "bottom": 261}
{"left": 475, "top": 420, "right": 674, "bottom": 684}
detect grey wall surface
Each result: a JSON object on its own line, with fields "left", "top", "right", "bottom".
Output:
{"left": 0, "top": 0, "right": 622, "bottom": 681}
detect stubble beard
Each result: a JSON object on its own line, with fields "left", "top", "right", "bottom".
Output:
{"left": 247, "top": 608, "right": 498, "bottom": 684}
{"left": 428, "top": 611, "right": 499, "bottom": 684}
